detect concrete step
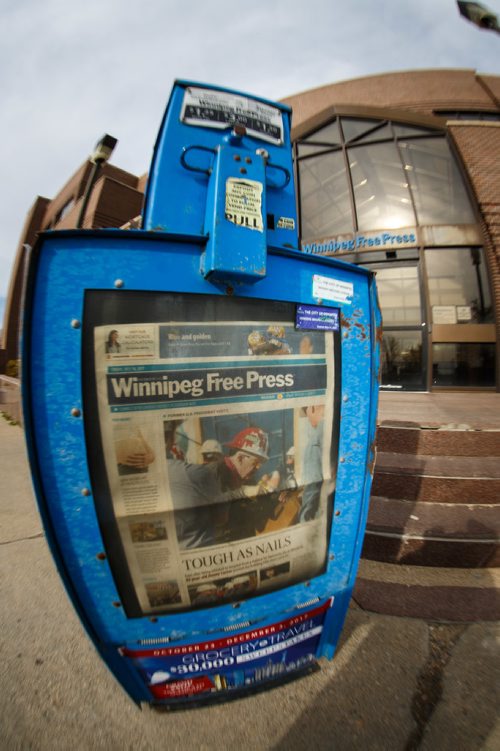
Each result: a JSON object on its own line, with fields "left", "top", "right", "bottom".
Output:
{"left": 0, "top": 377, "right": 22, "bottom": 425}
{"left": 0, "top": 387, "right": 19, "bottom": 404}
{"left": 375, "top": 452, "right": 500, "bottom": 477}
{"left": 353, "top": 558, "right": 500, "bottom": 622}
{"left": 372, "top": 473, "right": 500, "bottom": 504}
{"left": 359, "top": 399, "right": 500, "bottom": 619}
{"left": 372, "top": 452, "right": 500, "bottom": 504}
{"left": 365, "top": 424, "right": 500, "bottom": 570}
{"left": 377, "top": 424, "right": 500, "bottom": 457}
{"left": 363, "top": 496, "right": 500, "bottom": 567}
{"left": 367, "top": 496, "right": 500, "bottom": 540}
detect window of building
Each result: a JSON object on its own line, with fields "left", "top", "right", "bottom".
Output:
{"left": 349, "top": 142, "right": 415, "bottom": 230}
{"left": 400, "top": 139, "right": 476, "bottom": 225}
{"left": 341, "top": 118, "right": 392, "bottom": 143}
{"left": 305, "top": 119, "right": 342, "bottom": 144}
{"left": 382, "top": 331, "right": 424, "bottom": 391}
{"left": 432, "top": 343, "right": 495, "bottom": 387}
{"left": 296, "top": 117, "right": 475, "bottom": 237}
{"left": 298, "top": 151, "right": 352, "bottom": 237}
{"left": 54, "top": 198, "right": 75, "bottom": 225}
{"left": 434, "top": 110, "right": 500, "bottom": 121}
{"left": 295, "top": 114, "right": 496, "bottom": 392}
{"left": 425, "top": 247, "right": 493, "bottom": 323}
{"left": 373, "top": 266, "right": 421, "bottom": 325}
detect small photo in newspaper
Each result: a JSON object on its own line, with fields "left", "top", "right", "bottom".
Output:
{"left": 188, "top": 570, "right": 258, "bottom": 607}
{"left": 144, "top": 581, "right": 182, "bottom": 608}
{"left": 163, "top": 405, "right": 332, "bottom": 552}
{"left": 129, "top": 520, "right": 168, "bottom": 544}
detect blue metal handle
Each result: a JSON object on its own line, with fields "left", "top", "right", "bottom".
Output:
{"left": 180, "top": 145, "right": 216, "bottom": 175}
{"left": 265, "top": 160, "right": 291, "bottom": 189}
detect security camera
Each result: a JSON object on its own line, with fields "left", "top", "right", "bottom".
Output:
{"left": 457, "top": 1, "right": 500, "bottom": 32}
{"left": 91, "top": 134, "right": 118, "bottom": 164}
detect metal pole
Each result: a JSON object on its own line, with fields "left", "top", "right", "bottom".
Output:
{"left": 75, "top": 161, "right": 102, "bottom": 229}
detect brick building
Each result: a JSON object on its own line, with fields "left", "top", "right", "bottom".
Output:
{"left": 283, "top": 69, "right": 500, "bottom": 392}
{"left": 279, "top": 69, "right": 500, "bottom": 619}
{"left": 2, "top": 68, "right": 499, "bottom": 391}
{"left": 1, "top": 161, "right": 145, "bottom": 373}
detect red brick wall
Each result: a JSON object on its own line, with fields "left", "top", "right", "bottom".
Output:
{"left": 80, "top": 176, "right": 144, "bottom": 230}
{"left": 450, "top": 122, "right": 500, "bottom": 380}
{"left": 1, "top": 197, "right": 50, "bottom": 362}
{"left": 2, "top": 161, "right": 144, "bottom": 369}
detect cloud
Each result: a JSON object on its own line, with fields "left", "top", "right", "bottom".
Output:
{"left": 0, "top": 0, "right": 498, "bottom": 295}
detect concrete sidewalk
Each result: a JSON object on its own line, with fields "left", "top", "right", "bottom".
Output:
{"left": 1, "top": 415, "right": 499, "bottom": 751}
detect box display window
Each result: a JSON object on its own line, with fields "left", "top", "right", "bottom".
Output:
{"left": 82, "top": 291, "right": 340, "bottom": 617}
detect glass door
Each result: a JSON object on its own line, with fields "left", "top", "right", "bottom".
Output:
{"left": 364, "top": 263, "right": 427, "bottom": 391}
{"left": 425, "top": 247, "right": 496, "bottom": 389}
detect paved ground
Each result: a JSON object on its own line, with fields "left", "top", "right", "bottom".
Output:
{"left": 1, "top": 415, "right": 499, "bottom": 751}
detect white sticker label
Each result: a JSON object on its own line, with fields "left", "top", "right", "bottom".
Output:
{"left": 225, "top": 178, "right": 264, "bottom": 232}
{"left": 277, "top": 216, "right": 296, "bottom": 230}
{"left": 432, "top": 306, "right": 457, "bottom": 324}
{"left": 457, "top": 306, "right": 472, "bottom": 322}
{"left": 312, "top": 274, "right": 353, "bottom": 304}
{"left": 181, "top": 87, "right": 284, "bottom": 145}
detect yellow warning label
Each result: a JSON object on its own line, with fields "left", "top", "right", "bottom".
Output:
{"left": 225, "top": 178, "right": 263, "bottom": 232}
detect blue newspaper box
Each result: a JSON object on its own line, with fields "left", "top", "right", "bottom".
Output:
{"left": 22, "top": 81, "right": 381, "bottom": 706}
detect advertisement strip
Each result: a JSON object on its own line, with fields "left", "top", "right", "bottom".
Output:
{"left": 94, "top": 318, "right": 338, "bottom": 615}
{"left": 121, "top": 599, "right": 332, "bottom": 700}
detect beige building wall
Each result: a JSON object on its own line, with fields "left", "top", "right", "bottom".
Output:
{"left": 284, "top": 69, "right": 500, "bottom": 388}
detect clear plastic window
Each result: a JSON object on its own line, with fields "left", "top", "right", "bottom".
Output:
{"left": 83, "top": 291, "right": 340, "bottom": 617}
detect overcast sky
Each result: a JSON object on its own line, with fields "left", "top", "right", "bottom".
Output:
{"left": 1, "top": 0, "right": 499, "bottom": 297}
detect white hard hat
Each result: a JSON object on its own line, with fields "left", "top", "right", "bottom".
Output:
{"left": 201, "top": 439, "right": 223, "bottom": 454}
{"left": 197, "top": 583, "right": 216, "bottom": 593}
{"left": 233, "top": 576, "right": 250, "bottom": 585}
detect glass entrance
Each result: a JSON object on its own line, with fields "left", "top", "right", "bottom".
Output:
{"left": 425, "top": 247, "right": 496, "bottom": 389}
{"left": 365, "top": 263, "right": 427, "bottom": 391}
{"left": 362, "top": 250, "right": 495, "bottom": 391}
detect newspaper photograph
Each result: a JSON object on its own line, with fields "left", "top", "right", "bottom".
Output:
{"left": 94, "top": 319, "right": 338, "bottom": 615}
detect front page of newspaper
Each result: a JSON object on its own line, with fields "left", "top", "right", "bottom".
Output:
{"left": 95, "top": 320, "right": 336, "bottom": 615}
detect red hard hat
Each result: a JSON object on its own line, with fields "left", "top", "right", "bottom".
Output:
{"left": 226, "top": 427, "right": 269, "bottom": 460}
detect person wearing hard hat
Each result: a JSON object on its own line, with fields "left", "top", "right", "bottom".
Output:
{"left": 165, "top": 422, "right": 279, "bottom": 549}
{"left": 232, "top": 575, "right": 252, "bottom": 595}
{"left": 299, "top": 404, "right": 325, "bottom": 522}
{"left": 192, "top": 582, "right": 218, "bottom": 605}
{"left": 200, "top": 439, "right": 223, "bottom": 464}
{"left": 221, "top": 580, "right": 237, "bottom": 598}
{"left": 285, "top": 445, "right": 297, "bottom": 489}
{"left": 224, "top": 427, "right": 272, "bottom": 487}
{"left": 223, "top": 427, "right": 280, "bottom": 540}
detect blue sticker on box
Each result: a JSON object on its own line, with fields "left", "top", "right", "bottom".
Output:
{"left": 296, "top": 305, "right": 340, "bottom": 332}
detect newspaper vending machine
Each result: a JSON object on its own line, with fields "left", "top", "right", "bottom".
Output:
{"left": 22, "top": 81, "right": 381, "bottom": 706}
